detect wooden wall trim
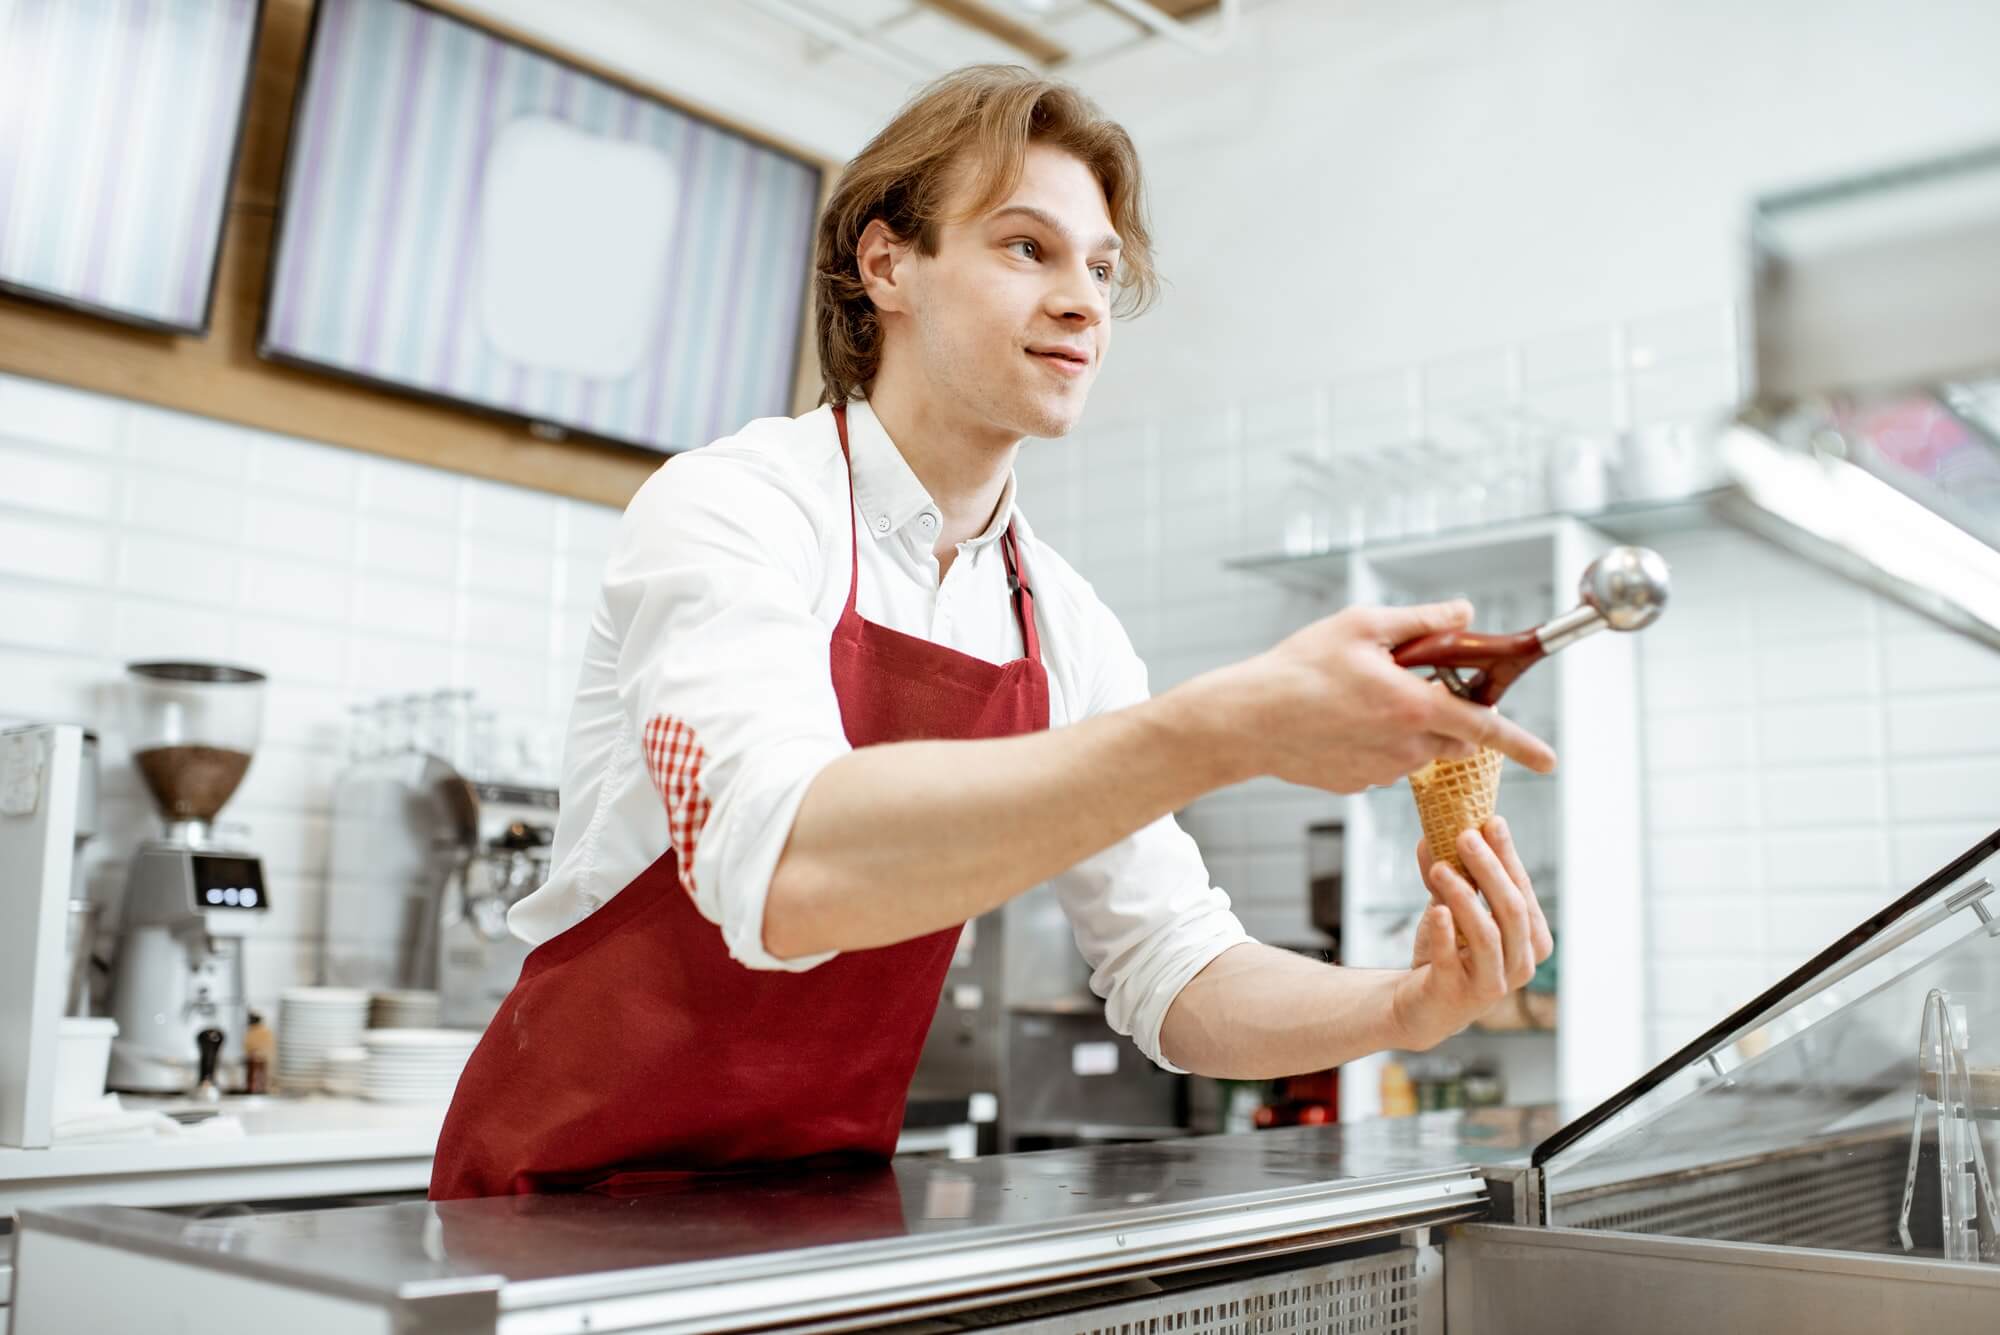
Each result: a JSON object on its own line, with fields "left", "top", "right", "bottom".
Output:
{"left": 0, "top": 0, "right": 834, "bottom": 511}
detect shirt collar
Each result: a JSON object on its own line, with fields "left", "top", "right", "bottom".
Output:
{"left": 843, "top": 399, "right": 1016, "bottom": 550}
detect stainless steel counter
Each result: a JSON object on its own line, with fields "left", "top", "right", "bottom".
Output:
{"left": 10, "top": 1110, "right": 1550, "bottom": 1334}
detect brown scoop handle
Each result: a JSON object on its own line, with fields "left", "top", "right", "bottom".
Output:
{"left": 1392, "top": 629, "right": 1546, "bottom": 706}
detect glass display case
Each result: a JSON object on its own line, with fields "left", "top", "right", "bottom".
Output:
{"left": 1535, "top": 828, "right": 2000, "bottom": 1264}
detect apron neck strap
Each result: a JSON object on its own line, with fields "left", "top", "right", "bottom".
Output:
{"left": 1001, "top": 526, "right": 1041, "bottom": 664}
{"left": 834, "top": 403, "right": 863, "bottom": 622}
{"left": 833, "top": 402, "right": 1041, "bottom": 665}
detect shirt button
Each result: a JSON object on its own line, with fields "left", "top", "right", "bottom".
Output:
{"left": 874, "top": 515, "right": 891, "bottom": 533}
{"left": 918, "top": 512, "right": 937, "bottom": 533}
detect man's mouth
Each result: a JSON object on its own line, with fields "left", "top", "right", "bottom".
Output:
{"left": 1027, "top": 344, "right": 1091, "bottom": 375}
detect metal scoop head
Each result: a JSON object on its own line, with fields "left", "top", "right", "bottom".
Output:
{"left": 1580, "top": 545, "right": 1671, "bottom": 632}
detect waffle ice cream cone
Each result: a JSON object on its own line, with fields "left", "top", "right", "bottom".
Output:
{"left": 1408, "top": 746, "right": 1502, "bottom": 878}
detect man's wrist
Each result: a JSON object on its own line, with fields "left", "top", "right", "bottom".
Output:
{"left": 1383, "top": 969, "right": 1434, "bottom": 1053}
{"left": 1151, "top": 664, "right": 1264, "bottom": 792}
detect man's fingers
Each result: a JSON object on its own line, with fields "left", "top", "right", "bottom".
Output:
{"left": 1426, "top": 860, "right": 1503, "bottom": 995}
{"left": 1487, "top": 817, "right": 1554, "bottom": 961}
{"left": 1424, "top": 733, "right": 1479, "bottom": 763}
{"left": 1427, "top": 695, "right": 1558, "bottom": 774}
{"left": 1371, "top": 598, "right": 1473, "bottom": 647}
{"left": 1417, "top": 905, "right": 1460, "bottom": 976}
{"left": 1460, "top": 828, "right": 1534, "bottom": 989}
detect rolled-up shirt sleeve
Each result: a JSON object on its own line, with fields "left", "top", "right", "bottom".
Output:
{"left": 1049, "top": 591, "right": 1256, "bottom": 1073}
{"left": 603, "top": 448, "right": 850, "bottom": 972}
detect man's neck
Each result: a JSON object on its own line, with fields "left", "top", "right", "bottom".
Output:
{"left": 861, "top": 369, "right": 1018, "bottom": 562}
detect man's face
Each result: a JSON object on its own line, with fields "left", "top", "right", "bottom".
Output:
{"left": 896, "top": 143, "right": 1119, "bottom": 440}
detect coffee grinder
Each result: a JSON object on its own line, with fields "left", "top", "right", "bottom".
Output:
{"left": 107, "top": 662, "right": 270, "bottom": 1095}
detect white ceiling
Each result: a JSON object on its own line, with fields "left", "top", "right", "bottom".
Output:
{"left": 790, "top": 0, "right": 1164, "bottom": 70}
{"left": 450, "top": 0, "right": 1248, "bottom": 161}
{"left": 871, "top": 7, "right": 1033, "bottom": 69}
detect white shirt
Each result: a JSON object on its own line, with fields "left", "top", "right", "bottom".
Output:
{"left": 511, "top": 399, "right": 1253, "bottom": 1071}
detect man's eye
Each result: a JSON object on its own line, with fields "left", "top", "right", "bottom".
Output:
{"left": 1008, "top": 239, "right": 1038, "bottom": 260}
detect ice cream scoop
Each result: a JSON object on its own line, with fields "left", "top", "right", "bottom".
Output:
{"left": 1394, "top": 546, "right": 1671, "bottom": 944}
{"left": 1391, "top": 545, "right": 1672, "bottom": 706}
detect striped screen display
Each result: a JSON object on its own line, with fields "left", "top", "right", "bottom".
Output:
{"left": 0, "top": 0, "right": 261, "bottom": 333}
{"left": 262, "top": 0, "right": 822, "bottom": 456}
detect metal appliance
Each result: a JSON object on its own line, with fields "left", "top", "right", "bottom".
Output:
{"left": 433, "top": 782, "right": 557, "bottom": 1028}
{"left": 906, "top": 884, "right": 1187, "bottom": 1153}
{"left": 1, "top": 716, "right": 100, "bottom": 1015}
{"left": 1307, "top": 820, "right": 1343, "bottom": 944}
{"left": 1708, "top": 140, "right": 2000, "bottom": 649}
{"left": 1, "top": 723, "right": 91, "bottom": 1149}
{"left": 322, "top": 747, "right": 556, "bottom": 1028}
{"left": 106, "top": 663, "right": 269, "bottom": 1095}
{"left": 57, "top": 729, "right": 99, "bottom": 1017}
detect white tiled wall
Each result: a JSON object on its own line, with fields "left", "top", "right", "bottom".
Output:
{"left": 0, "top": 371, "right": 623, "bottom": 1017}
{"left": 1636, "top": 528, "right": 1999, "bottom": 1060}
{"left": 1013, "top": 307, "right": 2000, "bottom": 1061}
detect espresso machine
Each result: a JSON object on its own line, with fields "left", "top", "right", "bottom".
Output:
{"left": 323, "top": 741, "right": 555, "bottom": 1030}
{"left": 433, "top": 785, "right": 557, "bottom": 1027}
{"left": 107, "top": 662, "right": 270, "bottom": 1095}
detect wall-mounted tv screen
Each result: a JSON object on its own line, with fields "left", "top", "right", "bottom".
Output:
{"left": 0, "top": 0, "right": 264, "bottom": 334}
{"left": 260, "top": 0, "right": 823, "bottom": 456}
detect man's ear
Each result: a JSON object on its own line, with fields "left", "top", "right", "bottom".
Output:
{"left": 856, "top": 218, "right": 914, "bottom": 316}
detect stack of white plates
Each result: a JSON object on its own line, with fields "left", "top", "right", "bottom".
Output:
{"left": 278, "top": 987, "right": 371, "bottom": 1092}
{"left": 360, "top": 1028, "right": 481, "bottom": 1104}
{"left": 368, "top": 989, "right": 441, "bottom": 1030}
{"left": 322, "top": 1045, "right": 368, "bottom": 1098}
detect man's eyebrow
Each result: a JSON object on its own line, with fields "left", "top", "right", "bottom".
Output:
{"left": 989, "top": 204, "right": 1122, "bottom": 255}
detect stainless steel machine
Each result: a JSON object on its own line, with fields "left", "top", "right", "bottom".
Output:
{"left": 1706, "top": 140, "right": 2000, "bottom": 650}
{"left": 909, "top": 884, "right": 1190, "bottom": 1154}
{"left": 432, "top": 781, "right": 558, "bottom": 1028}
{"left": 322, "top": 746, "right": 556, "bottom": 1028}
{"left": 105, "top": 663, "right": 269, "bottom": 1095}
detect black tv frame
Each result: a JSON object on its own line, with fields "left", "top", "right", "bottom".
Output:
{"left": 0, "top": 0, "right": 268, "bottom": 338}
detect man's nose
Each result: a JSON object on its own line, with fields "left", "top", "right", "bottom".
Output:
{"left": 1050, "top": 263, "right": 1109, "bottom": 326}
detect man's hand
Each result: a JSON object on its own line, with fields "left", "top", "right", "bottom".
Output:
{"left": 1390, "top": 817, "right": 1555, "bottom": 1050}
{"left": 1195, "top": 600, "right": 1557, "bottom": 795}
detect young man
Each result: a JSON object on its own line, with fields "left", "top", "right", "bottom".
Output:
{"left": 431, "top": 66, "right": 1554, "bottom": 1200}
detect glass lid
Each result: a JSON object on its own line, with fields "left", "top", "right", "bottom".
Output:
{"left": 1536, "top": 828, "right": 2000, "bottom": 1233}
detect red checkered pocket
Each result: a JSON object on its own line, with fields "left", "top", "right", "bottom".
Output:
{"left": 642, "top": 715, "right": 711, "bottom": 898}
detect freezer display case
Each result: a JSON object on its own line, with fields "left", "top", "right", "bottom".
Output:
{"left": 1444, "top": 827, "right": 2000, "bottom": 1333}
{"left": 1537, "top": 827, "right": 2000, "bottom": 1253}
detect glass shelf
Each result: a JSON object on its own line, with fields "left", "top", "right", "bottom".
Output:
{"left": 1223, "top": 490, "right": 1726, "bottom": 593}
{"left": 1359, "top": 883, "right": 1560, "bottom": 917}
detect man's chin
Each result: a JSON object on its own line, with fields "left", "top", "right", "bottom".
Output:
{"left": 1017, "top": 390, "right": 1090, "bottom": 439}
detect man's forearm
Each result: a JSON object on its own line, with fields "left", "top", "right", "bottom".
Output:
{"left": 1158, "top": 943, "right": 1412, "bottom": 1079}
{"left": 764, "top": 673, "right": 1253, "bottom": 959}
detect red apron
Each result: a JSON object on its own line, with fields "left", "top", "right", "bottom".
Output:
{"left": 430, "top": 404, "right": 1050, "bottom": 1200}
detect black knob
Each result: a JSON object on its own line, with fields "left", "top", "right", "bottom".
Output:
{"left": 495, "top": 820, "right": 552, "bottom": 850}
{"left": 196, "top": 1027, "right": 225, "bottom": 1086}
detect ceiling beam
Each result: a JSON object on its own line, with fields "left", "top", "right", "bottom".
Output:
{"left": 918, "top": 0, "right": 1069, "bottom": 66}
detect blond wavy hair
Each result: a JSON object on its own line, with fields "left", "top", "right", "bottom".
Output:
{"left": 812, "top": 65, "right": 1158, "bottom": 405}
